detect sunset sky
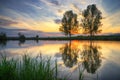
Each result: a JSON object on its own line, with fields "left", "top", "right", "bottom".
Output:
{"left": 0, "top": 0, "right": 120, "bottom": 36}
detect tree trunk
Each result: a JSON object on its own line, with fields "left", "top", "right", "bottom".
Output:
{"left": 69, "top": 24, "right": 71, "bottom": 38}
{"left": 90, "top": 31, "right": 92, "bottom": 40}
{"left": 69, "top": 34, "right": 71, "bottom": 38}
{"left": 69, "top": 40, "right": 71, "bottom": 55}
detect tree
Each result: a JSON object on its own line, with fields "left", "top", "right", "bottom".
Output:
{"left": 18, "top": 33, "right": 25, "bottom": 40}
{"left": 0, "top": 32, "right": 7, "bottom": 40}
{"left": 0, "top": 32, "right": 7, "bottom": 47}
{"left": 35, "top": 35, "right": 39, "bottom": 40}
{"left": 81, "top": 4, "right": 102, "bottom": 37}
{"left": 59, "top": 10, "right": 79, "bottom": 37}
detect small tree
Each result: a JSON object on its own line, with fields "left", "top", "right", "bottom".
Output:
{"left": 59, "top": 10, "right": 79, "bottom": 37}
{"left": 81, "top": 4, "right": 102, "bottom": 37}
{"left": 18, "top": 33, "right": 25, "bottom": 40}
{"left": 0, "top": 32, "right": 7, "bottom": 47}
{"left": 0, "top": 32, "right": 7, "bottom": 40}
{"left": 36, "top": 35, "right": 39, "bottom": 39}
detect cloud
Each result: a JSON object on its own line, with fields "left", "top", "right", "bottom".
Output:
{"left": 25, "top": 3, "right": 42, "bottom": 10}
{"left": 101, "top": 11, "right": 120, "bottom": 33}
{"left": 71, "top": 3, "right": 81, "bottom": 15}
{"left": 0, "top": 27, "right": 64, "bottom": 37}
{"left": 0, "top": 16, "right": 18, "bottom": 27}
{"left": 0, "top": 8, "right": 60, "bottom": 32}
{"left": 80, "top": 0, "right": 87, "bottom": 5}
{"left": 54, "top": 19, "right": 61, "bottom": 24}
{"left": 53, "top": 9, "right": 66, "bottom": 17}
{"left": 70, "top": 4, "right": 83, "bottom": 19}
{"left": 40, "top": 0, "right": 60, "bottom": 6}
{"left": 57, "top": 9, "right": 63, "bottom": 13}
{"left": 102, "top": 0, "right": 120, "bottom": 13}
{"left": 49, "top": 0, "right": 59, "bottom": 5}
{"left": 0, "top": 0, "right": 120, "bottom": 34}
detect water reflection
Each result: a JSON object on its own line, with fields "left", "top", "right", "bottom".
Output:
{"left": 18, "top": 39, "right": 40, "bottom": 46}
{"left": 0, "top": 40, "right": 39, "bottom": 47}
{"left": 60, "top": 40, "right": 102, "bottom": 74}
{"left": 0, "top": 40, "right": 7, "bottom": 47}
{"left": 60, "top": 40, "right": 80, "bottom": 67}
{"left": 18, "top": 39, "right": 26, "bottom": 46}
{"left": 35, "top": 39, "right": 39, "bottom": 43}
{"left": 81, "top": 41, "right": 102, "bottom": 74}
{"left": 0, "top": 40, "right": 120, "bottom": 80}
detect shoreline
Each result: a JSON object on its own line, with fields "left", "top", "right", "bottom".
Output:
{"left": 0, "top": 35, "right": 120, "bottom": 41}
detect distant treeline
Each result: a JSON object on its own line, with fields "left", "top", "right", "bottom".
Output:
{"left": 0, "top": 32, "right": 39, "bottom": 41}
{"left": 0, "top": 32, "right": 120, "bottom": 41}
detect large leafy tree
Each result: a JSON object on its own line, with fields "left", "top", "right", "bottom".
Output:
{"left": 81, "top": 4, "right": 102, "bottom": 36}
{"left": 59, "top": 10, "right": 79, "bottom": 37}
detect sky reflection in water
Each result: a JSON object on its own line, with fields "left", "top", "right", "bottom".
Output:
{"left": 0, "top": 40, "right": 120, "bottom": 80}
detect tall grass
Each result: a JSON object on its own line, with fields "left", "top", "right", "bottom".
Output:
{"left": 0, "top": 54, "right": 60, "bottom": 80}
{"left": 0, "top": 54, "right": 83, "bottom": 80}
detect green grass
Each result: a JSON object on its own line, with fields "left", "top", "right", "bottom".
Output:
{"left": 0, "top": 54, "right": 60, "bottom": 80}
{"left": 0, "top": 54, "right": 84, "bottom": 80}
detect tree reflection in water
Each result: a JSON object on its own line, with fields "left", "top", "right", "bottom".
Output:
{"left": 18, "top": 39, "right": 25, "bottom": 46}
{"left": 60, "top": 40, "right": 102, "bottom": 74}
{"left": 81, "top": 41, "right": 102, "bottom": 74}
{"left": 60, "top": 40, "right": 80, "bottom": 68}
{"left": 0, "top": 40, "right": 7, "bottom": 48}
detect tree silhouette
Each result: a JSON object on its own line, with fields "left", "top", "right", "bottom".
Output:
{"left": 36, "top": 35, "right": 39, "bottom": 39}
{"left": 18, "top": 33, "right": 25, "bottom": 40}
{"left": 0, "top": 32, "right": 7, "bottom": 40}
{"left": 35, "top": 35, "right": 39, "bottom": 43}
{"left": 0, "top": 32, "right": 7, "bottom": 47}
{"left": 81, "top": 4, "right": 102, "bottom": 37}
{"left": 59, "top": 10, "right": 79, "bottom": 37}
{"left": 18, "top": 33, "right": 26, "bottom": 44}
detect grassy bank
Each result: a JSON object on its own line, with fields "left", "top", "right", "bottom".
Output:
{"left": 0, "top": 35, "right": 120, "bottom": 41}
{"left": 0, "top": 54, "right": 63, "bottom": 80}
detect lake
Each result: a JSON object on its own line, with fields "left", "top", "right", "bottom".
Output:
{"left": 0, "top": 40, "right": 120, "bottom": 80}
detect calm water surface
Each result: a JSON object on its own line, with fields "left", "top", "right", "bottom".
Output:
{"left": 0, "top": 40, "right": 120, "bottom": 80}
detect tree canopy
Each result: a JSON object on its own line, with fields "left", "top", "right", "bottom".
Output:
{"left": 81, "top": 4, "right": 102, "bottom": 36}
{"left": 59, "top": 10, "right": 79, "bottom": 37}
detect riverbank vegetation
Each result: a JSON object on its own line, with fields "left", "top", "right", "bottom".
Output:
{"left": 0, "top": 35, "right": 120, "bottom": 41}
{"left": 0, "top": 54, "right": 62, "bottom": 80}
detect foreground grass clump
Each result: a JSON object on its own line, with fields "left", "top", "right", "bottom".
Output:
{"left": 0, "top": 55, "right": 60, "bottom": 80}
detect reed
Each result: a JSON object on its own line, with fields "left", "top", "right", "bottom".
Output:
{"left": 0, "top": 54, "right": 58, "bottom": 80}
{"left": 0, "top": 54, "right": 83, "bottom": 80}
